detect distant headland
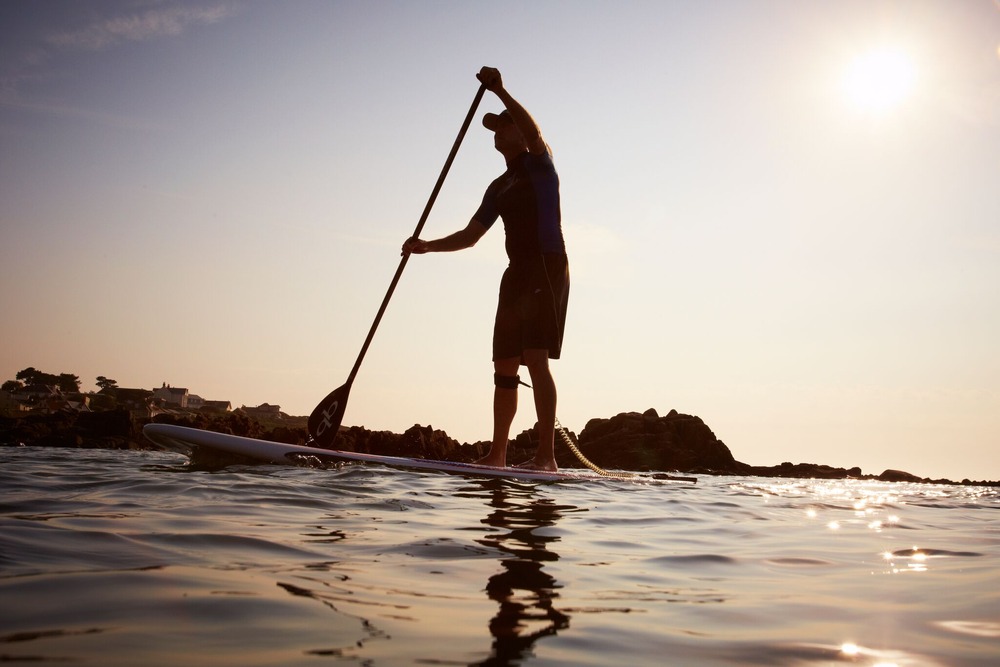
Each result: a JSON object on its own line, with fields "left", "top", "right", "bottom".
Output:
{"left": 2, "top": 367, "right": 996, "bottom": 486}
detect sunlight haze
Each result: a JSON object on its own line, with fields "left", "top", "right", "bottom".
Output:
{"left": 2, "top": 1, "right": 998, "bottom": 481}
{"left": 842, "top": 47, "right": 918, "bottom": 113}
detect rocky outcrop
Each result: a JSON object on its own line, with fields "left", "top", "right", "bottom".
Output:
{"left": 562, "top": 408, "right": 738, "bottom": 472}
{"left": 739, "top": 461, "right": 863, "bottom": 479}
{"left": 3, "top": 407, "right": 997, "bottom": 486}
{"left": 336, "top": 424, "right": 467, "bottom": 461}
{"left": 876, "top": 469, "right": 926, "bottom": 483}
{"left": 0, "top": 410, "right": 135, "bottom": 449}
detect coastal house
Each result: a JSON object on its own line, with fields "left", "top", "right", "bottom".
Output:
{"left": 0, "top": 391, "right": 30, "bottom": 417}
{"left": 238, "top": 403, "right": 282, "bottom": 419}
{"left": 12, "top": 387, "right": 92, "bottom": 414}
{"left": 9, "top": 384, "right": 62, "bottom": 413}
{"left": 182, "top": 393, "right": 233, "bottom": 413}
{"left": 15, "top": 384, "right": 60, "bottom": 403}
{"left": 63, "top": 394, "right": 92, "bottom": 412}
{"left": 106, "top": 388, "right": 155, "bottom": 420}
{"left": 153, "top": 383, "right": 189, "bottom": 408}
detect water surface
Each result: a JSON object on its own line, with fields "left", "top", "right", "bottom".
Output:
{"left": 2, "top": 447, "right": 997, "bottom": 665}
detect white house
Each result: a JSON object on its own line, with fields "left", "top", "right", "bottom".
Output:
{"left": 152, "top": 383, "right": 189, "bottom": 408}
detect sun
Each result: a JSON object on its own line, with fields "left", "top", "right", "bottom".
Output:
{"left": 842, "top": 47, "right": 917, "bottom": 114}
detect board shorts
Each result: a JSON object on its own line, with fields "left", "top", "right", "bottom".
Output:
{"left": 493, "top": 253, "right": 569, "bottom": 362}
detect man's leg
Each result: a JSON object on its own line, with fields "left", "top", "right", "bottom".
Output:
{"left": 476, "top": 356, "right": 521, "bottom": 467}
{"left": 519, "top": 348, "right": 558, "bottom": 471}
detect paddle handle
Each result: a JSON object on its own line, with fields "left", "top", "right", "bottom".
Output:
{"left": 345, "top": 83, "right": 487, "bottom": 386}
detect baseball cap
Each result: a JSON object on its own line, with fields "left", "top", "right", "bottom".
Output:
{"left": 482, "top": 110, "right": 512, "bottom": 131}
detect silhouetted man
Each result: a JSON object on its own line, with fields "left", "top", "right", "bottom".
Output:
{"left": 402, "top": 66, "right": 568, "bottom": 471}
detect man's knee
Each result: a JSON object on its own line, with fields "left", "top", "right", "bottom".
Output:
{"left": 494, "top": 373, "right": 525, "bottom": 390}
{"left": 522, "top": 349, "right": 550, "bottom": 377}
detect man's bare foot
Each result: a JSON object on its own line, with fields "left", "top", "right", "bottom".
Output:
{"left": 514, "top": 459, "right": 558, "bottom": 472}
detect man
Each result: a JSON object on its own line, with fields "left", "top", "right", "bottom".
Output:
{"left": 401, "top": 66, "right": 569, "bottom": 471}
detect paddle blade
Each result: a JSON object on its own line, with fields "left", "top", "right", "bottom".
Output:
{"left": 308, "top": 383, "right": 351, "bottom": 447}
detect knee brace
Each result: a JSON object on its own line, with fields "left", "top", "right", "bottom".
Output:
{"left": 494, "top": 373, "right": 531, "bottom": 390}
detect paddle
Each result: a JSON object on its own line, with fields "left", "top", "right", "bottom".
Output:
{"left": 308, "top": 82, "right": 488, "bottom": 447}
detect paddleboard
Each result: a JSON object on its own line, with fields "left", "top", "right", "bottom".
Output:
{"left": 143, "top": 423, "right": 667, "bottom": 482}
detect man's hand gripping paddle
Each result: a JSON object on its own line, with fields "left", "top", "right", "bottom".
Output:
{"left": 308, "top": 83, "right": 487, "bottom": 447}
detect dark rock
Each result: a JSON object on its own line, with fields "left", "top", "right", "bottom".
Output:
{"left": 567, "top": 409, "right": 739, "bottom": 473}
{"left": 396, "top": 424, "right": 462, "bottom": 460}
{"left": 328, "top": 424, "right": 471, "bottom": 462}
{"left": 76, "top": 409, "right": 132, "bottom": 439}
{"left": 265, "top": 426, "right": 306, "bottom": 445}
{"left": 153, "top": 411, "right": 263, "bottom": 439}
{"left": 878, "top": 469, "right": 923, "bottom": 483}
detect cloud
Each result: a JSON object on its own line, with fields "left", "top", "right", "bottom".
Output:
{"left": 1, "top": 3, "right": 238, "bottom": 111}
{"left": 45, "top": 3, "right": 237, "bottom": 52}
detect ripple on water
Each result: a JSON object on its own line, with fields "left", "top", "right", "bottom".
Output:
{"left": 762, "top": 557, "right": 838, "bottom": 567}
{"left": 1, "top": 565, "right": 379, "bottom": 667}
{"left": 646, "top": 553, "right": 740, "bottom": 567}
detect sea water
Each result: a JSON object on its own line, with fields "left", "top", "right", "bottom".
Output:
{"left": 1, "top": 446, "right": 997, "bottom": 666}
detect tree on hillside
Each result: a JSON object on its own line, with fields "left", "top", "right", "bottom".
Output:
{"left": 13, "top": 367, "right": 81, "bottom": 393}
{"left": 96, "top": 376, "right": 118, "bottom": 391}
{"left": 58, "top": 373, "right": 81, "bottom": 393}
{"left": 14, "top": 367, "right": 43, "bottom": 383}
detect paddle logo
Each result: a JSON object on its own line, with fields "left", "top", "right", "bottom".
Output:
{"left": 314, "top": 400, "right": 340, "bottom": 438}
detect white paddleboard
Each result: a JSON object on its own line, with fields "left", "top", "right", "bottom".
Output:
{"left": 144, "top": 423, "right": 619, "bottom": 482}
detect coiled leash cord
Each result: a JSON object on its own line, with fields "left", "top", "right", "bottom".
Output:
{"left": 554, "top": 417, "right": 636, "bottom": 479}
{"left": 503, "top": 373, "right": 635, "bottom": 479}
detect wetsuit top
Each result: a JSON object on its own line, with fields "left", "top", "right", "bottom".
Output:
{"left": 474, "top": 150, "right": 565, "bottom": 265}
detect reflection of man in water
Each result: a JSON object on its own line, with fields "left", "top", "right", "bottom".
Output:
{"left": 472, "top": 485, "right": 574, "bottom": 666}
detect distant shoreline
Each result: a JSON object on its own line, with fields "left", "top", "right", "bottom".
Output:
{"left": 1, "top": 408, "right": 996, "bottom": 487}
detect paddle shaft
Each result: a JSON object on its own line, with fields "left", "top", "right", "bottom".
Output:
{"left": 343, "top": 83, "right": 487, "bottom": 388}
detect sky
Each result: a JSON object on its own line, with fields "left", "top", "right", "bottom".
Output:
{"left": 2, "top": 0, "right": 998, "bottom": 482}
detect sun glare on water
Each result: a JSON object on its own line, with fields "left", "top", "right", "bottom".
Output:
{"left": 842, "top": 47, "right": 918, "bottom": 114}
